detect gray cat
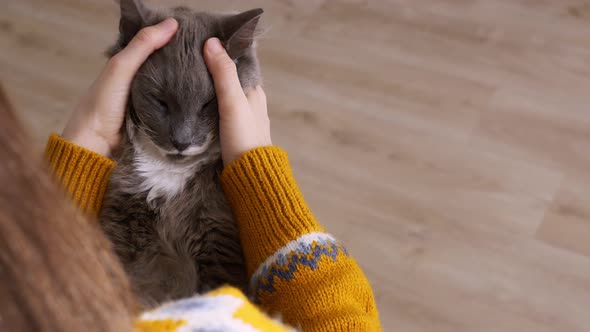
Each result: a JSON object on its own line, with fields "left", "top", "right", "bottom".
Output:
{"left": 99, "top": 0, "right": 263, "bottom": 308}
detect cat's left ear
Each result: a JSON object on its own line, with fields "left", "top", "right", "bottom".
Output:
{"left": 220, "top": 8, "right": 264, "bottom": 60}
{"left": 119, "top": 0, "right": 150, "bottom": 46}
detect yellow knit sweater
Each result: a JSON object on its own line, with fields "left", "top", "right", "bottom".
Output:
{"left": 45, "top": 134, "right": 381, "bottom": 331}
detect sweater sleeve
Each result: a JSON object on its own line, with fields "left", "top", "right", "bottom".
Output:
{"left": 220, "top": 147, "right": 381, "bottom": 332}
{"left": 44, "top": 134, "right": 115, "bottom": 217}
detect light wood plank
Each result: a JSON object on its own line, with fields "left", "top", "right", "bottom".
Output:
{"left": 3, "top": 0, "right": 590, "bottom": 330}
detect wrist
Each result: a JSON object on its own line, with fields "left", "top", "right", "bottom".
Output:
{"left": 223, "top": 143, "right": 271, "bottom": 167}
{"left": 61, "top": 130, "right": 112, "bottom": 157}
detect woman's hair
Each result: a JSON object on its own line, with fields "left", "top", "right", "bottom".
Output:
{"left": 0, "top": 84, "right": 136, "bottom": 331}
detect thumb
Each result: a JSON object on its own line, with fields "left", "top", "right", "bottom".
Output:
{"left": 108, "top": 18, "right": 178, "bottom": 84}
{"left": 203, "top": 38, "right": 248, "bottom": 115}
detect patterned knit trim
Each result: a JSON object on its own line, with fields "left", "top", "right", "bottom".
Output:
{"left": 249, "top": 232, "right": 349, "bottom": 300}
{"left": 137, "top": 291, "right": 259, "bottom": 332}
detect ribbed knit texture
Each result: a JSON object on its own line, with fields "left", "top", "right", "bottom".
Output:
{"left": 220, "top": 146, "right": 325, "bottom": 276}
{"left": 220, "top": 147, "right": 381, "bottom": 331}
{"left": 45, "top": 137, "right": 381, "bottom": 331}
{"left": 44, "top": 134, "right": 114, "bottom": 217}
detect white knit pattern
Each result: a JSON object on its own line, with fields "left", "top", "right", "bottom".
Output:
{"left": 139, "top": 293, "right": 258, "bottom": 332}
{"left": 249, "top": 232, "right": 337, "bottom": 290}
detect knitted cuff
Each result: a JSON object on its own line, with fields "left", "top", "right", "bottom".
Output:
{"left": 220, "top": 146, "right": 324, "bottom": 276}
{"left": 44, "top": 134, "right": 115, "bottom": 217}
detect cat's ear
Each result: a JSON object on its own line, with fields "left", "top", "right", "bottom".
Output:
{"left": 118, "top": 0, "right": 150, "bottom": 45}
{"left": 220, "top": 8, "right": 264, "bottom": 60}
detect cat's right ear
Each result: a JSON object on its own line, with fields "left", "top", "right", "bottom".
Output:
{"left": 118, "top": 0, "right": 149, "bottom": 46}
{"left": 220, "top": 8, "right": 264, "bottom": 60}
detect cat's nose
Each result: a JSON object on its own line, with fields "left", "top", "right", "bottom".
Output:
{"left": 172, "top": 140, "right": 190, "bottom": 152}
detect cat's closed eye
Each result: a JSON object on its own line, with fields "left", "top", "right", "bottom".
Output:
{"left": 201, "top": 98, "right": 217, "bottom": 115}
{"left": 155, "top": 97, "right": 168, "bottom": 114}
{"left": 203, "top": 98, "right": 216, "bottom": 109}
{"left": 199, "top": 98, "right": 218, "bottom": 120}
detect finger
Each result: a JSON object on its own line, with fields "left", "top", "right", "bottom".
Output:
{"left": 108, "top": 18, "right": 178, "bottom": 82}
{"left": 245, "top": 86, "right": 267, "bottom": 115}
{"left": 203, "top": 38, "right": 248, "bottom": 112}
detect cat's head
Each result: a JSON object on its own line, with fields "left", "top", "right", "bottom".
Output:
{"left": 109, "top": 0, "right": 263, "bottom": 162}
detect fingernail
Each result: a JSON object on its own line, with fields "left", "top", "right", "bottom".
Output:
{"left": 206, "top": 38, "right": 224, "bottom": 55}
{"left": 160, "top": 18, "right": 177, "bottom": 32}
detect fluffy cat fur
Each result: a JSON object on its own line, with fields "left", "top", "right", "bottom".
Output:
{"left": 99, "top": 0, "right": 263, "bottom": 308}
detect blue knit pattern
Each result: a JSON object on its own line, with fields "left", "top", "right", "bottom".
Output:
{"left": 250, "top": 235, "right": 349, "bottom": 301}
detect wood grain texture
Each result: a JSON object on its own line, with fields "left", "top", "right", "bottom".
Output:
{"left": 2, "top": 0, "right": 590, "bottom": 330}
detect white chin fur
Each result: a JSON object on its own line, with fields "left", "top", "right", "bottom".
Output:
{"left": 131, "top": 129, "right": 220, "bottom": 205}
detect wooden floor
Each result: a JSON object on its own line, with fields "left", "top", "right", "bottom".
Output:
{"left": 3, "top": 0, "right": 590, "bottom": 330}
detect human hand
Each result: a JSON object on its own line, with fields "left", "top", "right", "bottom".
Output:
{"left": 62, "top": 18, "right": 179, "bottom": 157}
{"left": 203, "top": 38, "right": 272, "bottom": 166}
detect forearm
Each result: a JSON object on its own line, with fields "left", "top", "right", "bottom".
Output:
{"left": 221, "top": 147, "right": 381, "bottom": 331}
{"left": 44, "top": 135, "right": 381, "bottom": 330}
{"left": 44, "top": 134, "right": 115, "bottom": 217}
